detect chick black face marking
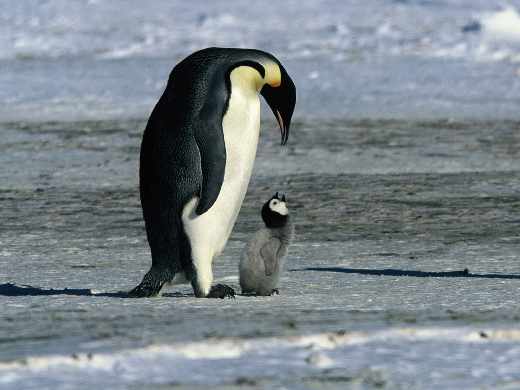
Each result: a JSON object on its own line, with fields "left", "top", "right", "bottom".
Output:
{"left": 262, "top": 192, "right": 289, "bottom": 228}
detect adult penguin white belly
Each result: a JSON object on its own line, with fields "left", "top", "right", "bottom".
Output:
{"left": 129, "top": 48, "right": 296, "bottom": 298}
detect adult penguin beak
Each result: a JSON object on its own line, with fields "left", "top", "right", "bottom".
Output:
{"left": 260, "top": 65, "right": 296, "bottom": 145}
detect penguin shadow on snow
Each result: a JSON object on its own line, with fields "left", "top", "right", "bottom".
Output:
{"left": 0, "top": 283, "right": 197, "bottom": 298}
{"left": 4, "top": 266, "right": 519, "bottom": 298}
{"left": 0, "top": 282, "right": 254, "bottom": 298}
{"left": 293, "top": 267, "right": 520, "bottom": 280}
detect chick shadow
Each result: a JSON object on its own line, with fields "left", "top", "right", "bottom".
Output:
{"left": 295, "top": 267, "right": 520, "bottom": 280}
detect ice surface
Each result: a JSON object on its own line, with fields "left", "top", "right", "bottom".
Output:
{"left": 2, "top": 328, "right": 520, "bottom": 389}
{"left": 2, "top": 1, "right": 520, "bottom": 389}
{"left": 2, "top": 119, "right": 520, "bottom": 389}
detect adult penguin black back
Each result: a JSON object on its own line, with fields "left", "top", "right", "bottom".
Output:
{"left": 129, "top": 47, "right": 296, "bottom": 298}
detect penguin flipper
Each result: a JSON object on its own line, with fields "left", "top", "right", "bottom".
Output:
{"left": 260, "top": 239, "right": 282, "bottom": 276}
{"left": 193, "top": 123, "right": 226, "bottom": 215}
{"left": 193, "top": 74, "right": 227, "bottom": 216}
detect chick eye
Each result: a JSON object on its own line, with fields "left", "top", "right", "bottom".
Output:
{"left": 272, "top": 200, "right": 278, "bottom": 205}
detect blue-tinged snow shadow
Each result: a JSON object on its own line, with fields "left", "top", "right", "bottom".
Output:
{"left": 0, "top": 283, "right": 213, "bottom": 298}
{"left": 0, "top": 283, "right": 194, "bottom": 298}
{"left": 0, "top": 283, "right": 129, "bottom": 297}
{"left": 295, "top": 267, "right": 520, "bottom": 279}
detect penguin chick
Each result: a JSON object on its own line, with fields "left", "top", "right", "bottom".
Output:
{"left": 240, "top": 192, "right": 294, "bottom": 296}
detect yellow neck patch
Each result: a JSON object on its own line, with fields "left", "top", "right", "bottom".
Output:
{"left": 262, "top": 61, "right": 282, "bottom": 88}
{"left": 230, "top": 61, "right": 282, "bottom": 92}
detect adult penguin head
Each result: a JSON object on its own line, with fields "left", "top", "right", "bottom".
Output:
{"left": 258, "top": 62, "right": 296, "bottom": 145}
{"left": 224, "top": 49, "right": 296, "bottom": 145}
{"left": 173, "top": 47, "right": 296, "bottom": 145}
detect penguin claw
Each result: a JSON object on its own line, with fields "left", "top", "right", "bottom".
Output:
{"left": 207, "top": 284, "right": 235, "bottom": 299}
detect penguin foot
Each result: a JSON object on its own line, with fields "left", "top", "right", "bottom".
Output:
{"left": 128, "top": 282, "right": 164, "bottom": 298}
{"left": 128, "top": 268, "right": 171, "bottom": 298}
{"left": 207, "top": 284, "right": 235, "bottom": 299}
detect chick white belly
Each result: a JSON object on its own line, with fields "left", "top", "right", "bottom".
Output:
{"left": 182, "top": 91, "right": 261, "bottom": 260}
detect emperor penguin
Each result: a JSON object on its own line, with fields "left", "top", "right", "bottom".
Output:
{"left": 239, "top": 192, "right": 294, "bottom": 296}
{"left": 129, "top": 48, "right": 296, "bottom": 298}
